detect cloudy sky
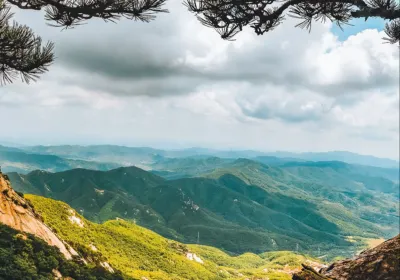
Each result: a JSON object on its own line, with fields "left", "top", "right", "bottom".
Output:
{"left": 0, "top": 2, "right": 399, "bottom": 159}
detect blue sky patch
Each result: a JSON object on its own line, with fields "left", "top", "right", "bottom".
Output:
{"left": 330, "top": 18, "right": 387, "bottom": 41}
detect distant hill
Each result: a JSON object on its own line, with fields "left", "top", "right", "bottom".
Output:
{"left": 0, "top": 149, "right": 120, "bottom": 173}
{"left": 8, "top": 160, "right": 399, "bottom": 259}
{"left": 19, "top": 145, "right": 164, "bottom": 168}
{"left": 150, "top": 156, "right": 235, "bottom": 179}
{"left": 151, "top": 156, "right": 399, "bottom": 188}
{"left": 264, "top": 151, "right": 399, "bottom": 169}
{"left": 16, "top": 145, "right": 399, "bottom": 169}
{"left": 0, "top": 145, "right": 22, "bottom": 152}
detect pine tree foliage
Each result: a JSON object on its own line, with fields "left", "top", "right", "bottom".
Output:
{"left": 0, "top": 1, "right": 54, "bottom": 84}
{"left": 6, "top": 0, "right": 168, "bottom": 27}
{"left": 0, "top": 0, "right": 168, "bottom": 84}
{"left": 184, "top": 0, "right": 400, "bottom": 41}
{"left": 0, "top": 0, "right": 398, "bottom": 84}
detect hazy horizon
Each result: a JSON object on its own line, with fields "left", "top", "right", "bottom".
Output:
{"left": 1, "top": 139, "right": 399, "bottom": 161}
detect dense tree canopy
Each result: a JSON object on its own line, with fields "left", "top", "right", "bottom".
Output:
{"left": 0, "top": 223, "right": 126, "bottom": 280}
{"left": 0, "top": 0, "right": 399, "bottom": 84}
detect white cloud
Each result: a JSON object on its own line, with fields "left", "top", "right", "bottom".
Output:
{"left": 0, "top": 3, "right": 398, "bottom": 159}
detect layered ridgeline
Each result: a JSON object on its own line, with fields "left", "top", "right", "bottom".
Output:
{"left": 17, "top": 145, "right": 400, "bottom": 169}
{"left": 8, "top": 158, "right": 399, "bottom": 259}
{"left": 0, "top": 145, "right": 119, "bottom": 174}
{"left": 0, "top": 171, "right": 323, "bottom": 280}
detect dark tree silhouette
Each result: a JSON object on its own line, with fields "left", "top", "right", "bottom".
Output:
{"left": 0, "top": 0, "right": 168, "bottom": 84}
{"left": 185, "top": 0, "right": 399, "bottom": 41}
{"left": 0, "top": 0, "right": 399, "bottom": 85}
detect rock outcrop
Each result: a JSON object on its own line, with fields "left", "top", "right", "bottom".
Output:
{"left": 293, "top": 234, "right": 400, "bottom": 280}
{"left": 0, "top": 171, "right": 76, "bottom": 259}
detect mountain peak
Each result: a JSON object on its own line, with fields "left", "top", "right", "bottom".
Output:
{"left": 0, "top": 171, "right": 76, "bottom": 259}
{"left": 232, "top": 158, "right": 269, "bottom": 170}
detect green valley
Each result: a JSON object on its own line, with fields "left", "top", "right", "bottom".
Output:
{"left": 24, "top": 194, "right": 321, "bottom": 280}
{"left": 7, "top": 157, "right": 399, "bottom": 260}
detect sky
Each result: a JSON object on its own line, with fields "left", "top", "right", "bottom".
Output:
{"left": 0, "top": 2, "right": 399, "bottom": 159}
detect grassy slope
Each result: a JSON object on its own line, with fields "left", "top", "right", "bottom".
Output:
{"left": 27, "top": 195, "right": 318, "bottom": 280}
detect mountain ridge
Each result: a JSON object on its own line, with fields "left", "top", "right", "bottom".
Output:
{"left": 8, "top": 160, "right": 399, "bottom": 259}
{"left": 1, "top": 157, "right": 398, "bottom": 279}
{"left": 0, "top": 148, "right": 120, "bottom": 174}
{"left": 11, "top": 144, "right": 399, "bottom": 169}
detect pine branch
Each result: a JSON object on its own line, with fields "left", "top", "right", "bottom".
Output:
{"left": 185, "top": 0, "right": 400, "bottom": 41}
{"left": 6, "top": 0, "right": 169, "bottom": 27}
{"left": 1, "top": 0, "right": 169, "bottom": 84}
{"left": 1, "top": 0, "right": 398, "bottom": 85}
{"left": 0, "top": 2, "right": 54, "bottom": 84}
{"left": 383, "top": 18, "right": 400, "bottom": 44}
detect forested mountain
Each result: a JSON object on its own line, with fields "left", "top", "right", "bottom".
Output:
{"left": 8, "top": 158, "right": 399, "bottom": 259}
{"left": 0, "top": 146, "right": 398, "bottom": 278}
{"left": 0, "top": 171, "right": 317, "bottom": 280}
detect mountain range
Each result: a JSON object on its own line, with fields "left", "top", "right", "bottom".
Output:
{"left": 0, "top": 145, "right": 120, "bottom": 173}
{"left": 1, "top": 144, "right": 399, "bottom": 173}
{"left": 8, "top": 157, "right": 399, "bottom": 259}
{"left": 0, "top": 143, "right": 399, "bottom": 280}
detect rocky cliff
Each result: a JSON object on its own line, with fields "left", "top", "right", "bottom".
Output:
{"left": 0, "top": 171, "right": 76, "bottom": 259}
{"left": 293, "top": 234, "right": 400, "bottom": 280}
